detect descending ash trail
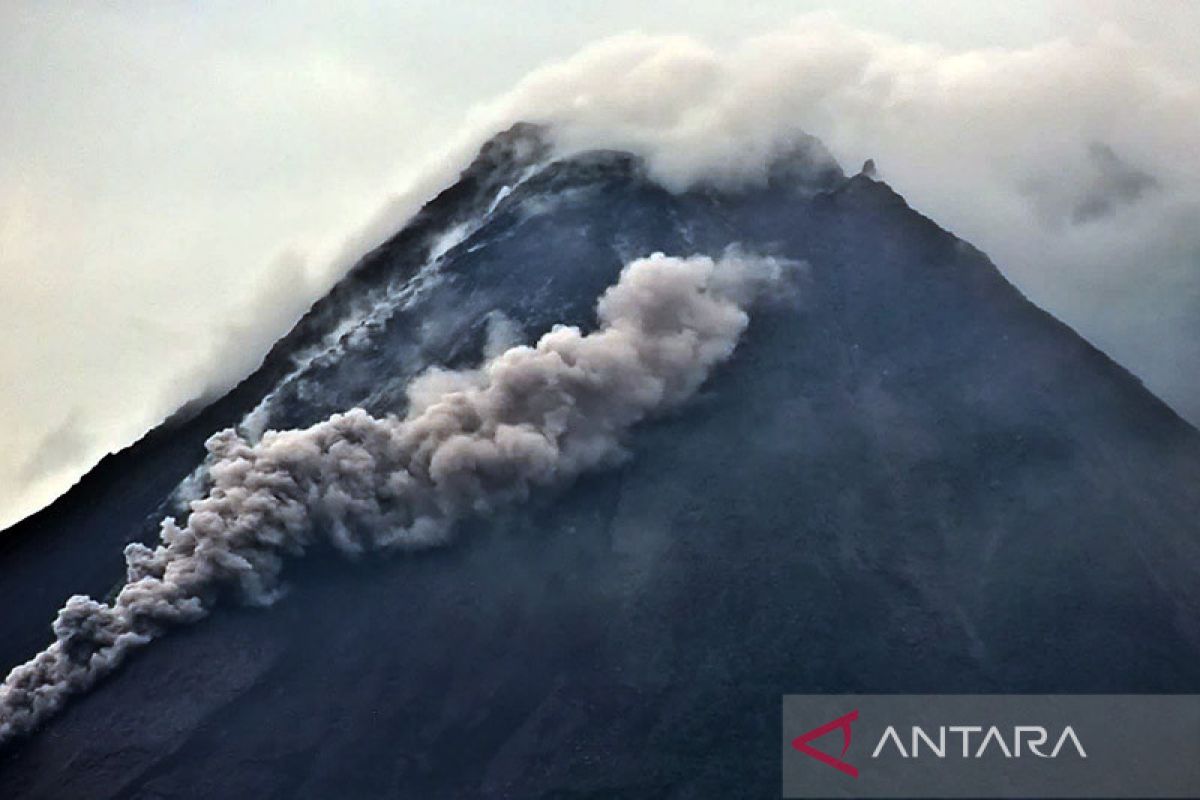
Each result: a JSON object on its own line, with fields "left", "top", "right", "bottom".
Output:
{"left": 0, "top": 251, "right": 786, "bottom": 744}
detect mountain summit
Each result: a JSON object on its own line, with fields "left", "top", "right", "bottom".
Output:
{"left": 2, "top": 124, "right": 1198, "bottom": 798}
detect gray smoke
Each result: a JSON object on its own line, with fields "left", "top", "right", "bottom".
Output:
{"left": 0, "top": 250, "right": 787, "bottom": 744}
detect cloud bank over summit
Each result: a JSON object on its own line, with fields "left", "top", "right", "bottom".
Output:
{"left": 0, "top": 250, "right": 788, "bottom": 744}
{"left": 458, "top": 18, "right": 1200, "bottom": 422}
{"left": 2, "top": 6, "right": 1198, "bottom": 530}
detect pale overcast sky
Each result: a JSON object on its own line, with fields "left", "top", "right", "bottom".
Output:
{"left": 2, "top": 1, "right": 1197, "bottom": 529}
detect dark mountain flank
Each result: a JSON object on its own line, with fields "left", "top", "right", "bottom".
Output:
{"left": 2, "top": 125, "right": 1198, "bottom": 799}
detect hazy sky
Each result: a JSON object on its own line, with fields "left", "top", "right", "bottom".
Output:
{"left": 2, "top": 1, "right": 1197, "bottom": 530}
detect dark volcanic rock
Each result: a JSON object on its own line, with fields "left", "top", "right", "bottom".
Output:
{"left": 2, "top": 124, "right": 1199, "bottom": 799}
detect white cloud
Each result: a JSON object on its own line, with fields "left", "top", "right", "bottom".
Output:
{"left": 456, "top": 15, "right": 1200, "bottom": 421}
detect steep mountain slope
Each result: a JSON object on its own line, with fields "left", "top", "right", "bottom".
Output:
{"left": 2, "top": 124, "right": 1199, "bottom": 798}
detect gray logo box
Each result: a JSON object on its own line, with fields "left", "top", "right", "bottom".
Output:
{"left": 782, "top": 695, "right": 1200, "bottom": 798}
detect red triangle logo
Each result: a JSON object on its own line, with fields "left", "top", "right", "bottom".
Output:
{"left": 791, "top": 709, "right": 860, "bottom": 778}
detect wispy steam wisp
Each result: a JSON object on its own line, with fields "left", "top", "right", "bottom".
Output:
{"left": 0, "top": 250, "right": 786, "bottom": 744}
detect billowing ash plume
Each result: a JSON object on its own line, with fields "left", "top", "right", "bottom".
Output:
{"left": 0, "top": 250, "right": 787, "bottom": 745}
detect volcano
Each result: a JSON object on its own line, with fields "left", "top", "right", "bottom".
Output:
{"left": 1, "top": 124, "right": 1198, "bottom": 799}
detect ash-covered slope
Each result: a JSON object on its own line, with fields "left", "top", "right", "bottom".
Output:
{"left": 2, "top": 124, "right": 1199, "bottom": 799}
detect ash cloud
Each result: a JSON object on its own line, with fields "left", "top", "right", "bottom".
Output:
{"left": 0, "top": 250, "right": 787, "bottom": 744}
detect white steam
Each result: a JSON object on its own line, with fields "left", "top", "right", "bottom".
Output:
{"left": 426, "top": 16, "right": 1199, "bottom": 421}
{"left": 0, "top": 250, "right": 786, "bottom": 744}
